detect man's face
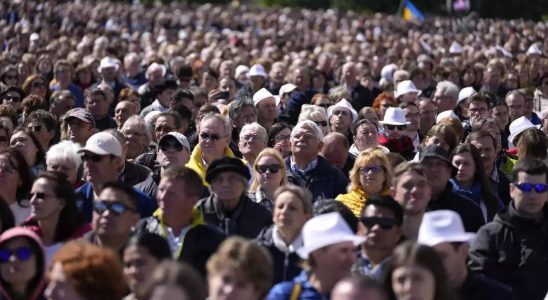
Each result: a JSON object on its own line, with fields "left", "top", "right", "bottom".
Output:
{"left": 290, "top": 126, "right": 322, "bottom": 160}
{"left": 157, "top": 177, "right": 195, "bottom": 225}
{"left": 51, "top": 96, "right": 75, "bottom": 119}
{"left": 432, "top": 242, "right": 468, "bottom": 289}
{"left": 359, "top": 205, "right": 402, "bottom": 252}
{"left": 154, "top": 116, "right": 177, "bottom": 141}
{"left": 505, "top": 94, "right": 525, "bottom": 121}
{"left": 82, "top": 152, "right": 119, "bottom": 182}
{"left": 403, "top": 106, "right": 420, "bottom": 131}
{"left": 157, "top": 137, "right": 190, "bottom": 168}
{"left": 419, "top": 100, "right": 436, "bottom": 127}
{"left": 199, "top": 118, "right": 230, "bottom": 158}
{"left": 320, "top": 139, "right": 347, "bottom": 170}
{"left": 93, "top": 187, "right": 139, "bottom": 237}
{"left": 55, "top": 67, "right": 72, "bottom": 84}
{"left": 269, "top": 65, "right": 285, "bottom": 84}
{"left": 468, "top": 101, "right": 489, "bottom": 121}
{"left": 510, "top": 172, "right": 548, "bottom": 216}
{"left": 158, "top": 88, "right": 175, "bottom": 107}
{"left": 256, "top": 98, "right": 277, "bottom": 123}
{"left": 421, "top": 157, "right": 452, "bottom": 193}
{"left": 122, "top": 123, "right": 148, "bottom": 159}
{"left": 100, "top": 66, "right": 117, "bottom": 82}
{"left": 66, "top": 118, "right": 95, "bottom": 145}
{"left": 354, "top": 123, "right": 378, "bottom": 150}
{"left": 432, "top": 90, "right": 455, "bottom": 113}
{"left": 484, "top": 67, "right": 501, "bottom": 88}
{"left": 114, "top": 102, "right": 136, "bottom": 129}
{"left": 330, "top": 108, "right": 352, "bottom": 132}
{"left": 210, "top": 172, "right": 246, "bottom": 204}
{"left": 85, "top": 94, "right": 109, "bottom": 119}
{"left": 469, "top": 137, "right": 496, "bottom": 175}
{"left": 383, "top": 124, "right": 406, "bottom": 139}
{"left": 238, "top": 128, "right": 266, "bottom": 161}
{"left": 341, "top": 63, "right": 356, "bottom": 83}
{"left": 391, "top": 171, "right": 431, "bottom": 215}
{"left": 233, "top": 106, "right": 257, "bottom": 129}
{"left": 491, "top": 105, "right": 509, "bottom": 130}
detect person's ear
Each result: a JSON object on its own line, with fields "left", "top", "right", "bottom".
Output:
{"left": 390, "top": 186, "right": 396, "bottom": 197}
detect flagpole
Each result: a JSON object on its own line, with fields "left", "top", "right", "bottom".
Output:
{"left": 397, "top": 0, "right": 406, "bottom": 17}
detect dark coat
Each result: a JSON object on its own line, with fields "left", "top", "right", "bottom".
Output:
{"left": 196, "top": 194, "right": 272, "bottom": 239}
{"left": 468, "top": 204, "right": 548, "bottom": 300}
{"left": 120, "top": 161, "right": 152, "bottom": 187}
{"left": 285, "top": 155, "right": 349, "bottom": 202}
{"left": 459, "top": 271, "right": 516, "bottom": 300}
{"left": 255, "top": 226, "right": 302, "bottom": 284}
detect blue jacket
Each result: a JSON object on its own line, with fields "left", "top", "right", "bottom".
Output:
{"left": 75, "top": 182, "right": 157, "bottom": 222}
{"left": 267, "top": 271, "right": 327, "bottom": 300}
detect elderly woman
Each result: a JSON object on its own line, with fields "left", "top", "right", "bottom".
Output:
{"left": 45, "top": 140, "right": 83, "bottom": 187}
{"left": 249, "top": 148, "right": 288, "bottom": 211}
{"left": 121, "top": 115, "right": 152, "bottom": 161}
{"left": 197, "top": 157, "right": 272, "bottom": 238}
{"left": 298, "top": 104, "right": 329, "bottom": 136}
{"left": 350, "top": 119, "right": 389, "bottom": 156}
{"left": 255, "top": 185, "right": 312, "bottom": 284}
{"left": 337, "top": 149, "right": 393, "bottom": 217}
{"left": 208, "top": 237, "right": 273, "bottom": 300}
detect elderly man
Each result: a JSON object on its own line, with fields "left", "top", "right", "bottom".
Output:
{"left": 114, "top": 100, "right": 138, "bottom": 130}
{"left": 418, "top": 98, "right": 437, "bottom": 136}
{"left": 320, "top": 132, "right": 354, "bottom": 177}
{"left": 121, "top": 115, "right": 151, "bottom": 161}
{"left": 196, "top": 157, "right": 271, "bottom": 238}
{"left": 238, "top": 122, "right": 267, "bottom": 166}
{"left": 138, "top": 62, "right": 167, "bottom": 108}
{"left": 285, "top": 120, "right": 349, "bottom": 201}
{"left": 505, "top": 90, "right": 526, "bottom": 122}
{"left": 135, "top": 166, "right": 225, "bottom": 276}
{"left": 85, "top": 88, "right": 116, "bottom": 131}
{"left": 253, "top": 88, "right": 278, "bottom": 132}
{"left": 267, "top": 212, "right": 365, "bottom": 299}
{"left": 433, "top": 80, "right": 459, "bottom": 113}
{"left": 93, "top": 56, "right": 128, "bottom": 100}
{"left": 418, "top": 210, "right": 515, "bottom": 300}
{"left": 62, "top": 107, "right": 97, "bottom": 147}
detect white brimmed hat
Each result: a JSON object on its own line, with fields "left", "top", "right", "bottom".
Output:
{"left": 278, "top": 83, "right": 297, "bottom": 97}
{"left": 98, "top": 56, "right": 120, "bottom": 73}
{"left": 458, "top": 86, "right": 476, "bottom": 104}
{"left": 248, "top": 64, "right": 267, "bottom": 78}
{"left": 449, "top": 41, "right": 463, "bottom": 54}
{"left": 297, "top": 212, "right": 365, "bottom": 259}
{"left": 418, "top": 210, "right": 475, "bottom": 247}
{"left": 253, "top": 88, "right": 278, "bottom": 106}
{"left": 508, "top": 116, "right": 541, "bottom": 146}
{"left": 235, "top": 65, "right": 249, "bottom": 78}
{"left": 327, "top": 98, "right": 358, "bottom": 123}
{"left": 78, "top": 132, "right": 122, "bottom": 157}
{"left": 395, "top": 80, "right": 420, "bottom": 98}
{"left": 379, "top": 107, "right": 410, "bottom": 126}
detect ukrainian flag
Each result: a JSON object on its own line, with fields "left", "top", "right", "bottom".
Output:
{"left": 402, "top": 0, "right": 425, "bottom": 22}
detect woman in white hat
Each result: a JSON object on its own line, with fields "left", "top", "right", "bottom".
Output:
{"left": 379, "top": 107, "right": 415, "bottom": 160}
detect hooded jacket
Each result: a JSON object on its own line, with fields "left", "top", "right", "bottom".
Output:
{"left": 0, "top": 227, "right": 46, "bottom": 300}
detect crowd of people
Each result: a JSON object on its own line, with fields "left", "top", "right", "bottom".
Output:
{"left": 0, "top": 1, "right": 547, "bottom": 300}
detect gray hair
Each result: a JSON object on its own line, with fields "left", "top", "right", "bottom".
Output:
{"left": 122, "top": 115, "right": 152, "bottom": 145}
{"left": 298, "top": 105, "right": 328, "bottom": 123}
{"left": 435, "top": 80, "right": 459, "bottom": 101}
{"left": 240, "top": 122, "right": 267, "bottom": 144}
{"left": 291, "top": 120, "right": 324, "bottom": 140}
{"left": 200, "top": 113, "right": 233, "bottom": 137}
{"left": 46, "top": 140, "right": 83, "bottom": 170}
{"left": 144, "top": 111, "right": 162, "bottom": 138}
{"left": 228, "top": 99, "right": 256, "bottom": 121}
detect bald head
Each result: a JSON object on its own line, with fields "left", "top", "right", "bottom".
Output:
{"left": 321, "top": 132, "right": 349, "bottom": 170}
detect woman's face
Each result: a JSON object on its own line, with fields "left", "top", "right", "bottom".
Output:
{"left": 0, "top": 128, "right": 10, "bottom": 151}
{"left": 313, "top": 97, "right": 331, "bottom": 110}
{"left": 47, "top": 158, "right": 77, "bottom": 185}
{"left": 273, "top": 191, "right": 309, "bottom": 235}
{"left": 30, "top": 178, "right": 64, "bottom": 221}
{"left": 0, "top": 154, "right": 21, "bottom": 193}
{"left": 392, "top": 264, "right": 436, "bottom": 300}
{"left": 10, "top": 131, "right": 38, "bottom": 166}
{"left": 0, "top": 237, "right": 37, "bottom": 288}
{"left": 273, "top": 128, "right": 291, "bottom": 158}
{"left": 30, "top": 79, "right": 48, "bottom": 99}
{"left": 77, "top": 69, "right": 92, "bottom": 85}
{"left": 359, "top": 159, "right": 386, "bottom": 195}
{"left": 3, "top": 91, "right": 22, "bottom": 112}
{"left": 462, "top": 68, "right": 476, "bottom": 86}
{"left": 255, "top": 155, "right": 283, "bottom": 191}
{"left": 208, "top": 266, "right": 260, "bottom": 300}
{"left": 123, "top": 244, "right": 161, "bottom": 292}
{"left": 355, "top": 123, "right": 378, "bottom": 151}
{"left": 3, "top": 71, "right": 18, "bottom": 86}
{"left": 452, "top": 152, "right": 476, "bottom": 184}
{"left": 425, "top": 135, "right": 449, "bottom": 151}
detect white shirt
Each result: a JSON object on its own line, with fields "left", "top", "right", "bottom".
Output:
{"left": 165, "top": 225, "right": 191, "bottom": 259}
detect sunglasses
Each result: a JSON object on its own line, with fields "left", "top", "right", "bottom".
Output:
{"left": 28, "top": 124, "right": 42, "bottom": 132}
{"left": 155, "top": 126, "right": 174, "bottom": 133}
{"left": 4, "top": 95, "right": 21, "bottom": 102}
{"left": 256, "top": 164, "right": 281, "bottom": 174}
{"left": 159, "top": 141, "right": 184, "bottom": 152}
{"left": 317, "top": 104, "right": 330, "bottom": 108}
{"left": 0, "top": 246, "right": 33, "bottom": 263}
{"left": 82, "top": 154, "right": 106, "bottom": 162}
{"left": 360, "top": 165, "right": 383, "bottom": 174}
{"left": 514, "top": 182, "right": 548, "bottom": 193}
{"left": 360, "top": 217, "right": 397, "bottom": 230}
{"left": 385, "top": 124, "right": 406, "bottom": 131}
{"left": 93, "top": 201, "right": 137, "bottom": 216}
{"left": 314, "top": 121, "right": 328, "bottom": 127}
{"left": 200, "top": 132, "right": 226, "bottom": 141}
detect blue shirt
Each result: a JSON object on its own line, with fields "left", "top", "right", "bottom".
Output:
{"left": 50, "top": 83, "right": 85, "bottom": 108}
{"left": 267, "top": 271, "right": 327, "bottom": 300}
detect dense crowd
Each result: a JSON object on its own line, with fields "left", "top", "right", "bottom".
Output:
{"left": 0, "top": 1, "right": 547, "bottom": 300}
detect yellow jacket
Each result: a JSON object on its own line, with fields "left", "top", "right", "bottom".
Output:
{"left": 336, "top": 188, "right": 390, "bottom": 217}
{"left": 185, "top": 145, "right": 236, "bottom": 186}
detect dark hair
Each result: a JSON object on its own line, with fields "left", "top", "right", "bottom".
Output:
{"left": 385, "top": 241, "right": 453, "bottom": 300}
{"left": 125, "top": 233, "right": 171, "bottom": 261}
{"left": 171, "top": 88, "right": 194, "bottom": 103}
{"left": 12, "top": 126, "right": 46, "bottom": 166}
{"left": 227, "top": 99, "right": 256, "bottom": 122}
{"left": 267, "top": 122, "right": 292, "bottom": 147}
{"left": 491, "top": 99, "right": 508, "bottom": 109}
{"left": 169, "top": 104, "right": 192, "bottom": 123}
{"left": 313, "top": 199, "right": 358, "bottom": 233}
{"left": 24, "top": 109, "right": 57, "bottom": 132}
{"left": 468, "top": 92, "right": 492, "bottom": 108}
{"left": 0, "top": 196, "right": 15, "bottom": 233}
{"left": 0, "top": 148, "right": 32, "bottom": 203}
{"left": 0, "top": 104, "right": 19, "bottom": 129}
{"left": 161, "top": 166, "right": 205, "bottom": 197}
{"left": 352, "top": 119, "right": 379, "bottom": 136}
{"left": 139, "top": 261, "right": 206, "bottom": 300}
{"left": 158, "top": 110, "right": 182, "bottom": 129}
{"left": 517, "top": 128, "right": 548, "bottom": 160}
{"left": 465, "top": 129, "right": 496, "bottom": 150}
{"left": 196, "top": 104, "right": 220, "bottom": 121}
{"left": 512, "top": 158, "right": 548, "bottom": 183}
{"left": 84, "top": 88, "right": 108, "bottom": 102}
{"left": 100, "top": 181, "right": 139, "bottom": 210}
{"left": 362, "top": 195, "right": 404, "bottom": 226}
{"left": 1, "top": 86, "right": 25, "bottom": 101}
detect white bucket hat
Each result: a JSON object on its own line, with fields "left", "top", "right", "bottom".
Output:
{"left": 458, "top": 86, "right": 476, "bottom": 104}
{"left": 379, "top": 107, "right": 410, "bottom": 126}
{"left": 248, "top": 64, "right": 268, "bottom": 78}
{"left": 449, "top": 41, "right": 463, "bottom": 54}
{"left": 508, "top": 116, "right": 541, "bottom": 146}
{"left": 297, "top": 212, "right": 365, "bottom": 259}
{"left": 394, "top": 80, "right": 420, "bottom": 98}
{"left": 278, "top": 83, "right": 297, "bottom": 97}
{"left": 327, "top": 98, "right": 358, "bottom": 123}
{"left": 235, "top": 65, "right": 249, "bottom": 78}
{"left": 253, "top": 88, "right": 279, "bottom": 106}
{"left": 98, "top": 56, "right": 120, "bottom": 73}
{"left": 417, "top": 210, "right": 475, "bottom": 247}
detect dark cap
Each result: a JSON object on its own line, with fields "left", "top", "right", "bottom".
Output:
{"left": 64, "top": 108, "right": 96, "bottom": 127}
{"left": 419, "top": 145, "right": 451, "bottom": 165}
{"left": 205, "top": 157, "right": 250, "bottom": 184}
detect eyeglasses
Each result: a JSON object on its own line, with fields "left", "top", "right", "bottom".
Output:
{"left": 155, "top": 126, "right": 175, "bottom": 133}
{"left": 360, "top": 217, "right": 397, "bottom": 230}
{"left": 200, "top": 132, "right": 227, "bottom": 141}
{"left": 0, "top": 246, "right": 33, "bottom": 263}
{"left": 93, "top": 201, "right": 137, "bottom": 216}
{"left": 314, "top": 121, "right": 328, "bottom": 127}
{"left": 360, "top": 165, "right": 383, "bottom": 174}
{"left": 274, "top": 134, "right": 290, "bottom": 142}
{"left": 82, "top": 154, "right": 107, "bottom": 162}
{"left": 256, "top": 164, "right": 281, "bottom": 174}
{"left": 4, "top": 95, "right": 21, "bottom": 102}
{"left": 241, "top": 134, "right": 261, "bottom": 142}
{"left": 159, "top": 141, "right": 184, "bottom": 152}
{"left": 122, "top": 130, "right": 145, "bottom": 137}
{"left": 28, "top": 124, "right": 42, "bottom": 132}
{"left": 385, "top": 124, "right": 406, "bottom": 131}
{"left": 514, "top": 182, "right": 548, "bottom": 193}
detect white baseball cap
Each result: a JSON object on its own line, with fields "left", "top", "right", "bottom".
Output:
{"left": 78, "top": 132, "right": 122, "bottom": 157}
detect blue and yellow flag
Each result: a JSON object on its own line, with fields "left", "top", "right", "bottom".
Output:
{"left": 402, "top": 0, "right": 425, "bottom": 22}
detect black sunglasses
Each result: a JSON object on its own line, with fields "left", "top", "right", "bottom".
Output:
{"left": 159, "top": 141, "right": 184, "bottom": 152}
{"left": 385, "top": 124, "right": 406, "bottom": 131}
{"left": 200, "top": 132, "right": 226, "bottom": 141}
{"left": 0, "top": 246, "right": 33, "bottom": 263}
{"left": 93, "top": 201, "right": 137, "bottom": 216}
{"left": 82, "top": 154, "right": 107, "bottom": 162}
{"left": 514, "top": 182, "right": 548, "bottom": 193}
{"left": 155, "top": 126, "right": 174, "bottom": 133}
{"left": 314, "top": 121, "right": 328, "bottom": 127}
{"left": 256, "top": 164, "right": 281, "bottom": 174}
{"left": 360, "top": 216, "right": 397, "bottom": 230}
{"left": 4, "top": 95, "right": 21, "bottom": 102}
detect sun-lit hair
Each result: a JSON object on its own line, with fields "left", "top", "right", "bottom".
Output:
{"left": 249, "top": 148, "right": 287, "bottom": 192}
{"left": 348, "top": 148, "right": 392, "bottom": 193}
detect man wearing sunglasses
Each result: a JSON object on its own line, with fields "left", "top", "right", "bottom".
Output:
{"left": 469, "top": 158, "right": 548, "bottom": 300}
{"left": 353, "top": 196, "right": 403, "bottom": 281}
{"left": 378, "top": 107, "right": 415, "bottom": 160}
{"left": 84, "top": 181, "right": 140, "bottom": 254}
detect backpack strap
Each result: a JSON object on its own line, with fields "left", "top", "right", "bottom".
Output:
{"left": 289, "top": 282, "right": 302, "bottom": 300}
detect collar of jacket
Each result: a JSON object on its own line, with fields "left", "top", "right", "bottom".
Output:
{"left": 186, "top": 145, "right": 236, "bottom": 186}
{"left": 153, "top": 206, "right": 206, "bottom": 228}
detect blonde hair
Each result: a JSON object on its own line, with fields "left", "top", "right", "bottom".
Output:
{"left": 348, "top": 148, "right": 392, "bottom": 192}
{"left": 249, "top": 148, "right": 287, "bottom": 192}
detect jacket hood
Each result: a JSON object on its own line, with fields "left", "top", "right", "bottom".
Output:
{"left": 0, "top": 227, "right": 47, "bottom": 300}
